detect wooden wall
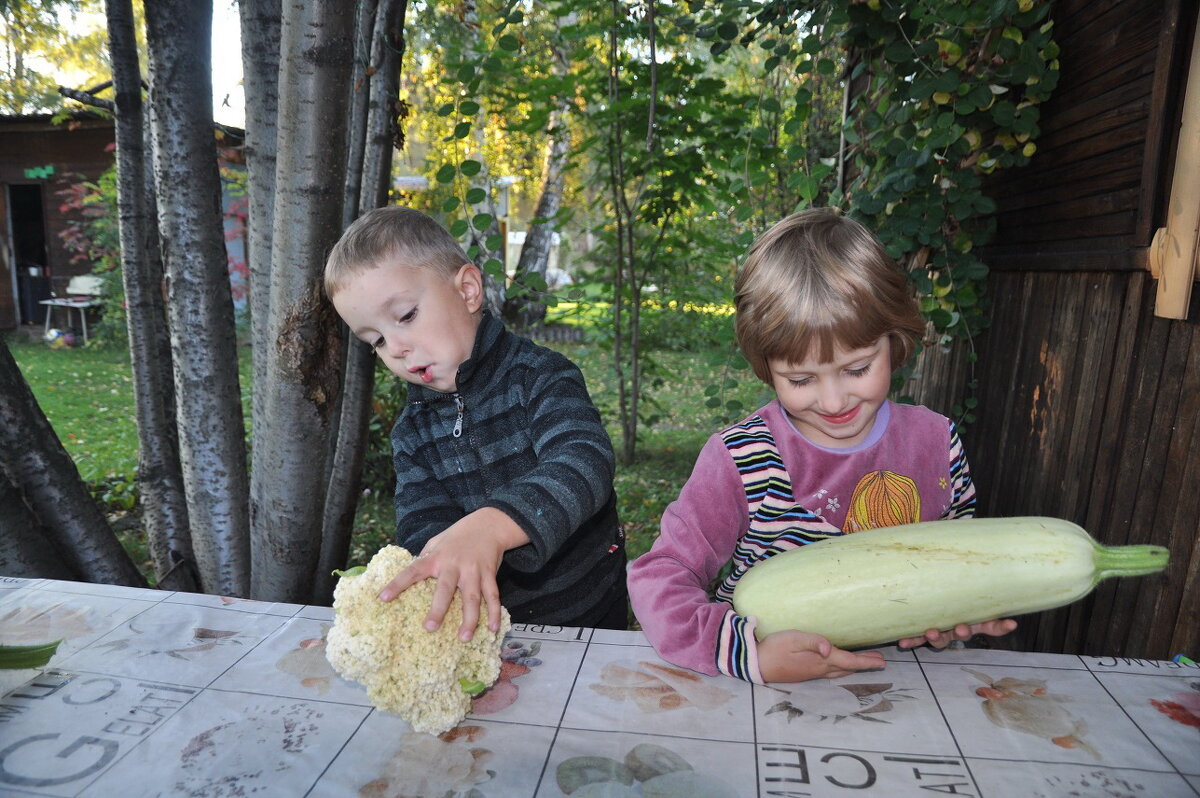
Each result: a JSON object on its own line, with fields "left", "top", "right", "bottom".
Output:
{"left": 0, "top": 115, "right": 115, "bottom": 329}
{"left": 909, "top": 0, "right": 1198, "bottom": 660}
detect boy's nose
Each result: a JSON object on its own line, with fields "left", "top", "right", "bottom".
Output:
{"left": 383, "top": 336, "right": 410, "bottom": 359}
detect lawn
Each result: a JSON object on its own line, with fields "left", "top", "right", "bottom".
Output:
{"left": 6, "top": 326, "right": 769, "bottom": 575}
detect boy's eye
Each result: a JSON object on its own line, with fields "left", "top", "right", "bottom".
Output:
{"left": 398, "top": 308, "right": 416, "bottom": 323}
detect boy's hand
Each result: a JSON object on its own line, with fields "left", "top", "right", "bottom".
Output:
{"left": 378, "top": 508, "right": 529, "bottom": 641}
{"left": 757, "top": 630, "right": 887, "bottom": 683}
{"left": 896, "top": 618, "right": 1018, "bottom": 650}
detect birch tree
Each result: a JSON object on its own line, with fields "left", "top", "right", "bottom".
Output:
{"left": 0, "top": 341, "right": 147, "bottom": 586}
{"left": 315, "top": 0, "right": 409, "bottom": 602}
{"left": 106, "top": 0, "right": 197, "bottom": 591}
{"left": 145, "top": 0, "right": 250, "bottom": 596}
{"left": 248, "top": 1, "right": 354, "bottom": 602}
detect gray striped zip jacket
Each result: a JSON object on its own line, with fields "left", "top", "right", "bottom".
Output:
{"left": 390, "top": 313, "right": 625, "bottom": 625}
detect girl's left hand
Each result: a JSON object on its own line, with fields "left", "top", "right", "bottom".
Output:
{"left": 897, "top": 618, "right": 1018, "bottom": 650}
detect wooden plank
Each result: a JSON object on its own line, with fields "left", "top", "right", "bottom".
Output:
{"left": 1140, "top": 319, "right": 1199, "bottom": 657}
{"left": 1091, "top": 280, "right": 1172, "bottom": 655}
{"left": 988, "top": 135, "right": 1147, "bottom": 202}
{"left": 991, "top": 166, "right": 1143, "bottom": 217}
{"left": 986, "top": 246, "right": 1146, "bottom": 273}
{"left": 1057, "top": 274, "right": 1125, "bottom": 651}
{"left": 1080, "top": 273, "right": 1149, "bottom": 654}
{"left": 1136, "top": 0, "right": 1193, "bottom": 243}
{"left": 996, "top": 188, "right": 1139, "bottom": 228}
{"left": 993, "top": 210, "right": 1138, "bottom": 245}
{"left": 1053, "top": 12, "right": 1160, "bottom": 97}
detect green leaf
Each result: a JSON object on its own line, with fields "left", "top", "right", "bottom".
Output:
{"left": 331, "top": 565, "right": 366, "bottom": 578}
{"left": 460, "top": 160, "right": 482, "bottom": 177}
{"left": 717, "top": 21, "right": 738, "bottom": 40}
{"left": 456, "top": 64, "right": 476, "bottom": 83}
{"left": 473, "top": 213, "right": 494, "bottom": 229}
{"left": 435, "top": 164, "right": 457, "bottom": 184}
{"left": 450, "top": 218, "right": 469, "bottom": 237}
{"left": 498, "top": 34, "right": 520, "bottom": 52}
{"left": 465, "top": 187, "right": 487, "bottom": 204}
{"left": 442, "top": 197, "right": 460, "bottom": 213}
{"left": 459, "top": 100, "right": 481, "bottom": 116}
{"left": 453, "top": 121, "right": 472, "bottom": 139}
{"left": 459, "top": 677, "right": 488, "bottom": 696}
{"left": 0, "top": 640, "right": 62, "bottom": 669}
{"left": 437, "top": 102, "right": 456, "bottom": 117}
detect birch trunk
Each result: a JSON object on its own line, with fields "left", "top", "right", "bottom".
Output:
{"left": 0, "top": 341, "right": 146, "bottom": 586}
{"left": 504, "top": 104, "right": 569, "bottom": 329}
{"left": 0, "top": 471, "right": 76, "bottom": 580}
{"left": 107, "top": 0, "right": 197, "bottom": 591}
{"left": 315, "top": 0, "right": 409, "bottom": 602}
{"left": 146, "top": 0, "right": 251, "bottom": 596}
{"left": 239, "top": 0, "right": 281, "bottom": 444}
{"left": 249, "top": 0, "right": 354, "bottom": 602}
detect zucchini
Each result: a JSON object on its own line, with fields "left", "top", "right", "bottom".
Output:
{"left": 731, "top": 516, "right": 1169, "bottom": 648}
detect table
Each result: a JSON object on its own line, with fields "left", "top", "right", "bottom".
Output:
{"left": 1, "top": 576, "right": 1196, "bottom": 797}
{"left": 38, "top": 297, "right": 101, "bottom": 345}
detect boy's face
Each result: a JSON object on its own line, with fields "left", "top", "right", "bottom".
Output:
{"left": 331, "top": 261, "right": 483, "bottom": 393}
{"left": 768, "top": 336, "right": 892, "bottom": 449}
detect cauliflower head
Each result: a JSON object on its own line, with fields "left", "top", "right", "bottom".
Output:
{"left": 325, "top": 545, "right": 511, "bottom": 735}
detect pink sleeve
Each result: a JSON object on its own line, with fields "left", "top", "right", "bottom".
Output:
{"left": 627, "top": 435, "right": 764, "bottom": 682}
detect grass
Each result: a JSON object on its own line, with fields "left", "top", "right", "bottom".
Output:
{"left": 6, "top": 325, "right": 768, "bottom": 574}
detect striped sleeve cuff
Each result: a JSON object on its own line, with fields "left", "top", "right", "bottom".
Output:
{"left": 716, "top": 608, "right": 764, "bottom": 684}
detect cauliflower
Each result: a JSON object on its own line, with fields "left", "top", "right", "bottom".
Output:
{"left": 325, "top": 545, "right": 511, "bottom": 735}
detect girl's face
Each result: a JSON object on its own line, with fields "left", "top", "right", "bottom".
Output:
{"left": 768, "top": 336, "right": 893, "bottom": 449}
{"left": 331, "top": 261, "right": 482, "bottom": 393}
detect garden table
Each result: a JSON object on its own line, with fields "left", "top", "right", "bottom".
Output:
{"left": 0, "top": 575, "right": 1196, "bottom": 797}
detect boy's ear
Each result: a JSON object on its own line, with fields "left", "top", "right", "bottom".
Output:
{"left": 455, "top": 262, "right": 484, "bottom": 313}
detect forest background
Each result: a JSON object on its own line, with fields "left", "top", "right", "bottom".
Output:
{"left": 0, "top": 0, "right": 1059, "bottom": 605}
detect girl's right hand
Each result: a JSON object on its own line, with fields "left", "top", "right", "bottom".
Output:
{"left": 757, "top": 630, "right": 886, "bottom": 683}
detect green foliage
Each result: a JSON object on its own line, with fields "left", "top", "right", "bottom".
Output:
{"left": 678, "top": 0, "right": 1059, "bottom": 422}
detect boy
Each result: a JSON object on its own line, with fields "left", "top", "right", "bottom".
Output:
{"left": 325, "top": 206, "right": 627, "bottom": 640}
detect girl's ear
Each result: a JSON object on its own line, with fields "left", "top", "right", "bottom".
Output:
{"left": 455, "top": 263, "right": 484, "bottom": 313}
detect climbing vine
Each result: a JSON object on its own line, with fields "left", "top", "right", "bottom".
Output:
{"left": 693, "top": 0, "right": 1060, "bottom": 418}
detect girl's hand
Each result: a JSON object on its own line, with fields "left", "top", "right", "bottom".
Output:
{"left": 897, "top": 618, "right": 1018, "bottom": 650}
{"left": 757, "top": 630, "right": 887, "bottom": 683}
{"left": 378, "top": 508, "right": 529, "bottom": 640}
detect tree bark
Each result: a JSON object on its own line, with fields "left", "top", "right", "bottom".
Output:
{"left": 106, "top": 0, "right": 197, "bottom": 592}
{"left": 239, "top": 0, "right": 281, "bottom": 447}
{"left": 315, "top": 0, "right": 409, "bottom": 603}
{"left": 504, "top": 105, "right": 569, "bottom": 329}
{"left": 250, "top": 0, "right": 354, "bottom": 602}
{"left": 146, "top": 0, "right": 251, "bottom": 596}
{"left": 0, "top": 340, "right": 147, "bottom": 586}
{"left": 0, "top": 470, "right": 78, "bottom": 580}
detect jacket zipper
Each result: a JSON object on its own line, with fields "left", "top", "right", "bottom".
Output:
{"left": 452, "top": 393, "right": 464, "bottom": 438}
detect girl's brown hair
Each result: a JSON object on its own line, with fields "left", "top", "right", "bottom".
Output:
{"left": 324, "top": 206, "right": 470, "bottom": 298}
{"left": 734, "top": 208, "right": 924, "bottom": 383}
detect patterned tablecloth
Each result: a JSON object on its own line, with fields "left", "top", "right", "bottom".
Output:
{"left": 0, "top": 575, "right": 1196, "bottom": 797}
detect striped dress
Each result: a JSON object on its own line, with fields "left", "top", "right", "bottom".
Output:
{"left": 627, "top": 399, "right": 976, "bottom": 683}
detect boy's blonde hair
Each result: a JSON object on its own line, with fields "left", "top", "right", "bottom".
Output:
{"left": 734, "top": 207, "right": 924, "bottom": 383}
{"left": 324, "top": 206, "right": 471, "bottom": 297}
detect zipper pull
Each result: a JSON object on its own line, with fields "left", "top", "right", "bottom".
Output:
{"left": 453, "top": 394, "right": 464, "bottom": 438}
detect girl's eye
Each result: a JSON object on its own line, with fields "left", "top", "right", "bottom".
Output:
{"left": 398, "top": 308, "right": 416, "bottom": 324}
{"left": 370, "top": 336, "right": 384, "bottom": 350}
{"left": 789, "top": 377, "right": 812, "bottom": 387}
{"left": 847, "top": 364, "right": 872, "bottom": 378}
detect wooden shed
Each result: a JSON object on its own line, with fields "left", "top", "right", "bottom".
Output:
{"left": 913, "top": 0, "right": 1199, "bottom": 660}
{"left": 0, "top": 113, "right": 116, "bottom": 330}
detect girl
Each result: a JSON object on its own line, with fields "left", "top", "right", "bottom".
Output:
{"left": 627, "top": 208, "right": 1015, "bottom": 684}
